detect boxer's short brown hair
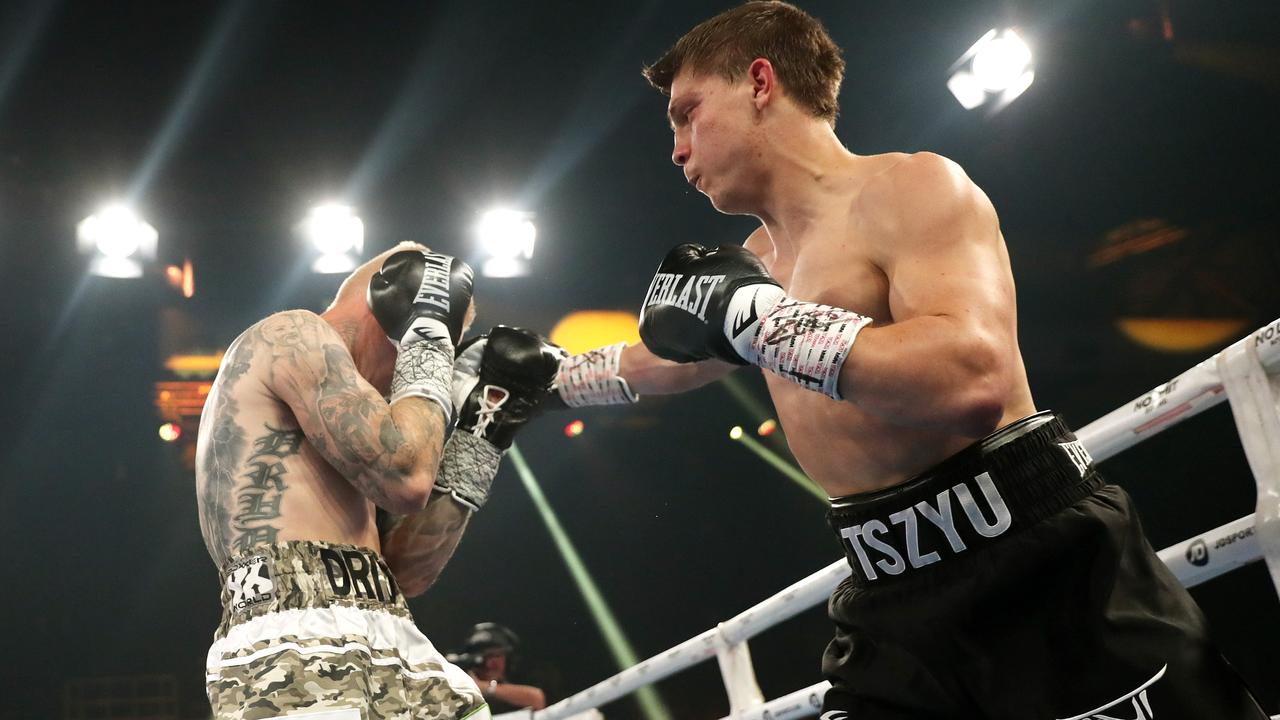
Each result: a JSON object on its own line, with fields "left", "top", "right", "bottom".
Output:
{"left": 642, "top": 1, "right": 845, "bottom": 124}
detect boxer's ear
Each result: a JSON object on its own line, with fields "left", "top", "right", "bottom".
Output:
{"left": 748, "top": 58, "right": 776, "bottom": 110}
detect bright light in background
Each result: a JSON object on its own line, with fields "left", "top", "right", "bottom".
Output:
{"left": 158, "top": 422, "right": 182, "bottom": 442}
{"left": 948, "top": 29, "right": 1034, "bottom": 112}
{"left": 475, "top": 208, "right": 536, "bottom": 278}
{"left": 76, "top": 204, "right": 158, "bottom": 278}
{"left": 729, "top": 425, "right": 744, "bottom": 441}
{"left": 301, "top": 203, "right": 364, "bottom": 274}
{"left": 564, "top": 419, "right": 585, "bottom": 438}
{"left": 164, "top": 259, "right": 196, "bottom": 298}
{"left": 757, "top": 418, "right": 777, "bottom": 437}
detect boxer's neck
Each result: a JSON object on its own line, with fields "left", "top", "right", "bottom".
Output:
{"left": 751, "top": 120, "right": 858, "bottom": 264}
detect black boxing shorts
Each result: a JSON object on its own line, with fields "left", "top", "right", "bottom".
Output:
{"left": 821, "top": 411, "right": 1267, "bottom": 720}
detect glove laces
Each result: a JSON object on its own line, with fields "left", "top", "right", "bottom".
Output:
{"left": 470, "top": 384, "right": 510, "bottom": 438}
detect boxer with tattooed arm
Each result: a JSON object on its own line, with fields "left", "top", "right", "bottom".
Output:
{"left": 195, "top": 242, "right": 558, "bottom": 720}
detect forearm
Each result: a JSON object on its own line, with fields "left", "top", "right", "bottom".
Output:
{"left": 336, "top": 396, "right": 445, "bottom": 514}
{"left": 379, "top": 491, "right": 470, "bottom": 597}
{"left": 345, "top": 335, "right": 454, "bottom": 512}
{"left": 379, "top": 431, "right": 503, "bottom": 595}
{"left": 839, "top": 316, "right": 1009, "bottom": 435}
{"left": 618, "top": 343, "right": 734, "bottom": 395}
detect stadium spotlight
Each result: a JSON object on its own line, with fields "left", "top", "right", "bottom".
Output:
{"left": 76, "top": 204, "right": 158, "bottom": 278}
{"left": 475, "top": 208, "right": 536, "bottom": 278}
{"left": 948, "top": 29, "right": 1034, "bottom": 112}
{"left": 301, "top": 203, "right": 364, "bottom": 274}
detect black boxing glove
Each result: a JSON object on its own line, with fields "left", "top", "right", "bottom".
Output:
{"left": 453, "top": 326, "right": 560, "bottom": 449}
{"left": 368, "top": 248, "right": 474, "bottom": 349}
{"left": 639, "top": 243, "right": 873, "bottom": 400}
{"left": 434, "top": 326, "right": 560, "bottom": 511}
{"left": 638, "top": 243, "right": 782, "bottom": 364}
{"left": 368, "top": 248, "right": 475, "bottom": 420}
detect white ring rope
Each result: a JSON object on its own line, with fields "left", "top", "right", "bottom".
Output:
{"left": 495, "top": 317, "right": 1280, "bottom": 720}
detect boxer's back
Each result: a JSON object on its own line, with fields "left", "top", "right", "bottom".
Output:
{"left": 747, "top": 152, "right": 1037, "bottom": 497}
{"left": 195, "top": 310, "right": 378, "bottom": 569}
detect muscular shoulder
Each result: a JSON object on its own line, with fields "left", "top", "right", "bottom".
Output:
{"left": 245, "top": 310, "right": 348, "bottom": 356}
{"left": 856, "top": 152, "right": 997, "bottom": 254}
{"left": 242, "top": 310, "right": 354, "bottom": 393}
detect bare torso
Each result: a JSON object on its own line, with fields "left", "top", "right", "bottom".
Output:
{"left": 196, "top": 312, "right": 379, "bottom": 569}
{"left": 746, "top": 153, "right": 1036, "bottom": 497}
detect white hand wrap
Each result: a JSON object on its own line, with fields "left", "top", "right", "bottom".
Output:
{"left": 389, "top": 336, "right": 455, "bottom": 423}
{"left": 555, "top": 342, "right": 639, "bottom": 407}
{"left": 725, "top": 287, "right": 871, "bottom": 400}
{"left": 432, "top": 431, "right": 502, "bottom": 512}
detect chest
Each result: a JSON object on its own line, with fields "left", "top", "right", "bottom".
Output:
{"left": 762, "top": 227, "right": 892, "bottom": 322}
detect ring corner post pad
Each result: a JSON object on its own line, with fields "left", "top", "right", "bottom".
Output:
{"left": 1215, "top": 322, "right": 1280, "bottom": 602}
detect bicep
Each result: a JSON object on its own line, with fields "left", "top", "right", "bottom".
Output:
{"left": 259, "top": 312, "right": 407, "bottom": 484}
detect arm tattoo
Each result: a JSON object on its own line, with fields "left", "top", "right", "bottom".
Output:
{"left": 229, "top": 424, "right": 305, "bottom": 552}
{"left": 255, "top": 311, "right": 443, "bottom": 510}
{"left": 197, "top": 337, "right": 253, "bottom": 569}
{"left": 380, "top": 496, "right": 471, "bottom": 597}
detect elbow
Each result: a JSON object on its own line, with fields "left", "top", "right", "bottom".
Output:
{"left": 954, "top": 345, "right": 1009, "bottom": 438}
{"left": 385, "top": 469, "right": 433, "bottom": 515}
{"left": 956, "top": 391, "right": 1004, "bottom": 438}
{"left": 398, "top": 577, "right": 430, "bottom": 599}
{"left": 530, "top": 689, "right": 547, "bottom": 710}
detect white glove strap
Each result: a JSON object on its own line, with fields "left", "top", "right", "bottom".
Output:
{"left": 432, "top": 431, "right": 502, "bottom": 512}
{"left": 728, "top": 289, "right": 871, "bottom": 400}
{"left": 389, "top": 339, "right": 455, "bottom": 423}
{"left": 556, "top": 343, "right": 639, "bottom": 407}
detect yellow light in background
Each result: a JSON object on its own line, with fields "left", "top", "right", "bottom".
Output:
{"left": 158, "top": 422, "right": 182, "bottom": 442}
{"left": 164, "top": 353, "right": 224, "bottom": 377}
{"left": 564, "top": 419, "right": 585, "bottom": 438}
{"left": 1116, "top": 317, "right": 1249, "bottom": 353}
{"left": 163, "top": 261, "right": 196, "bottom": 297}
{"left": 757, "top": 419, "right": 777, "bottom": 436}
{"left": 729, "top": 426, "right": 744, "bottom": 441}
{"left": 550, "top": 310, "right": 641, "bottom": 355}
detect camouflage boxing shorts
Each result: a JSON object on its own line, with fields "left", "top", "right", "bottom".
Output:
{"left": 205, "top": 540, "right": 489, "bottom": 720}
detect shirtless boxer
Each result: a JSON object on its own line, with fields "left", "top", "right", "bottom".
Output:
{"left": 196, "top": 243, "right": 559, "bottom": 720}
{"left": 554, "top": 3, "right": 1268, "bottom": 718}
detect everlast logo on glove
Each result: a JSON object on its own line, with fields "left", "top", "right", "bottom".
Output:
{"left": 319, "top": 547, "right": 401, "bottom": 603}
{"left": 836, "top": 472, "right": 1013, "bottom": 582}
{"left": 415, "top": 252, "right": 454, "bottom": 312}
{"left": 643, "top": 272, "right": 726, "bottom": 321}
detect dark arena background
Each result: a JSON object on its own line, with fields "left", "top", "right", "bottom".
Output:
{"left": 1, "top": 1, "right": 1278, "bottom": 719}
